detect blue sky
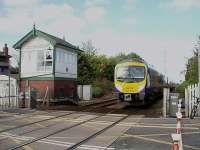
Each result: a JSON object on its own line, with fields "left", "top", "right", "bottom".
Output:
{"left": 0, "top": 0, "right": 200, "bottom": 82}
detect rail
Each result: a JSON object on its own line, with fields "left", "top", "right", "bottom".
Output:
{"left": 7, "top": 108, "right": 122, "bottom": 150}
{"left": 66, "top": 115, "right": 128, "bottom": 150}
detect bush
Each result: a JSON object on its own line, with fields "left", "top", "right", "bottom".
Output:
{"left": 91, "top": 78, "right": 115, "bottom": 98}
{"left": 92, "top": 86, "right": 103, "bottom": 98}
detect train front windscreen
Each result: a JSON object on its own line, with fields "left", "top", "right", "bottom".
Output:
{"left": 116, "top": 66, "right": 145, "bottom": 82}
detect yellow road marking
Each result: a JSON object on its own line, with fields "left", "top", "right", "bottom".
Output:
{"left": 13, "top": 139, "right": 34, "bottom": 150}
{"left": 122, "top": 131, "right": 200, "bottom": 137}
{"left": 122, "top": 133, "right": 170, "bottom": 137}
{"left": 24, "top": 118, "right": 46, "bottom": 128}
{"left": 131, "top": 123, "right": 200, "bottom": 127}
{"left": 130, "top": 124, "right": 199, "bottom": 130}
{"left": 183, "top": 131, "right": 200, "bottom": 135}
{"left": 125, "top": 134, "right": 172, "bottom": 144}
{"left": 122, "top": 134, "right": 200, "bottom": 150}
{"left": 66, "top": 120, "right": 199, "bottom": 130}
{"left": 0, "top": 125, "right": 15, "bottom": 128}
{"left": 81, "top": 123, "right": 103, "bottom": 130}
{"left": 35, "top": 123, "right": 46, "bottom": 128}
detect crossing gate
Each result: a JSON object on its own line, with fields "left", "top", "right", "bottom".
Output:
{"left": 163, "top": 88, "right": 180, "bottom": 117}
{"left": 0, "top": 75, "right": 19, "bottom": 108}
{"left": 185, "top": 83, "right": 200, "bottom": 117}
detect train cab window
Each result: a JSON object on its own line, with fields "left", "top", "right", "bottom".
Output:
{"left": 116, "top": 66, "right": 145, "bottom": 82}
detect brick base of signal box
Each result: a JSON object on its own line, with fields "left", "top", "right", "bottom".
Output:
{"left": 20, "top": 80, "right": 77, "bottom": 101}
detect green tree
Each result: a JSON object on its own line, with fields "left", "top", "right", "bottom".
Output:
{"left": 185, "top": 56, "right": 198, "bottom": 84}
{"left": 113, "top": 52, "right": 141, "bottom": 62}
{"left": 77, "top": 41, "right": 97, "bottom": 84}
{"left": 103, "top": 57, "right": 117, "bottom": 81}
{"left": 176, "top": 50, "right": 198, "bottom": 96}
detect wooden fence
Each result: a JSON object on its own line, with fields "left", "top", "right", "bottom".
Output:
{"left": 185, "top": 83, "right": 200, "bottom": 117}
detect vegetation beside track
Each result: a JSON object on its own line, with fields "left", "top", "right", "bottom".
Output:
{"left": 78, "top": 40, "right": 141, "bottom": 98}
{"left": 176, "top": 49, "right": 198, "bottom": 97}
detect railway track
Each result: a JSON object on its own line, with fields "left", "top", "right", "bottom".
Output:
{"left": 6, "top": 107, "right": 126, "bottom": 150}
{"left": 91, "top": 99, "right": 117, "bottom": 108}
{"left": 0, "top": 111, "right": 76, "bottom": 135}
{"left": 0, "top": 99, "right": 120, "bottom": 149}
{"left": 66, "top": 114, "right": 128, "bottom": 150}
{"left": 0, "top": 112, "right": 87, "bottom": 143}
{"left": 0, "top": 98, "right": 117, "bottom": 134}
{"left": 0, "top": 110, "right": 49, "bottom": 123}
{"left": 80, "top": 98, "right": 117, "bottom": 107}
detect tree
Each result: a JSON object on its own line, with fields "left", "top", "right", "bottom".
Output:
{"left": 185, "top": 56, "right": 198, "bottom": 84}
{"left": 103, "top": 57, "right": 117, "bottom": 81}
{"left": 177, "top": 49, "right": 198, "bottom": 96}
{"left": 77, "top": 40, "right": 97, "bottom": 84}
{"left": 113, "top": 52, "right": 141, "bottom": 63}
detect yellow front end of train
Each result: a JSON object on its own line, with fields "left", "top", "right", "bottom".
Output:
{"left": 114, "top": 60, "right": 148, "bottom": 103}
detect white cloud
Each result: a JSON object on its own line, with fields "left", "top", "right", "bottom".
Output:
{"left": 0, "top": 13, "right": 32, "bottom": 33}
{"left": 34, "top": 4, "right": 73, "bottom": 22}
{"left": 84, "top": 6, "right": 106, "bottom": 23}
{"left": 121, "top": 17, "right": 138, "bottom": 27}
{"left": 161, "top": 0, "right": 200, "bottom": 11}
{"left": 0, "top": 0, "right": 86, "bottom": 40}
{"left": 123, "top": 0, "right": 137, "bottom": 11}
{"left": 3, "top": 0, "right": 41, "bottom": 7}
{"left": 85, "top": 0, "right": 108, "bottom": 7}
{"left": 44, "top": 15, "right": 86, "bottom": 43}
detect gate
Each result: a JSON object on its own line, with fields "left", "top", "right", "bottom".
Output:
{"left": 163, "top": 88, "right": 180, "bottom": 117}
{"left": 0, "top": 75, "right": 19, "bottom": 108}
{"left": 185, "top": 83, "right": 200, "bottom": 117}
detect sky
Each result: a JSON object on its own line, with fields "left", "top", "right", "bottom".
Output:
{"left": 0, "top": 0, "right": 200, "bottom": 83}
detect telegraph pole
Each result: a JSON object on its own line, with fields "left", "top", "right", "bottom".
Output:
{"left": 163, "top": 49, "right": 168, "bottom": 84}
{"left": 198, "top": 36, "right": 200, "bottom": 83}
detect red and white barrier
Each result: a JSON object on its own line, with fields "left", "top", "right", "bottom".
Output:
{"left": 176, "top": 112, "right": 182, "bottom": 134}
{"left": 171, "top": 133, "right": 181, "bottom": 150}
{"left": 171, "top": 99, "right": 183, "bottom": 150}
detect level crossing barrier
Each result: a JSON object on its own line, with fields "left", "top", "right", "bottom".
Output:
{"left": 171, "top": 99, "right": 183, "bottom": 150}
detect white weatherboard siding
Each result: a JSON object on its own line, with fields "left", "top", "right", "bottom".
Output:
{"left": 55, "top": 47, "right": 77, "bottom": 78}
{"left": 21, "top": 37, "right": 54, "bottom": 78}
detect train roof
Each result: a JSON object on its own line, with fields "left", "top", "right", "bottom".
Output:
{"left": 117, "top": 58, "right": 164, "bottom": 76}
{"left": 118, "top": 58, "right": 146, "bottom": 64}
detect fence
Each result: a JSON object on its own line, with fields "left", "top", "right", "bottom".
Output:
{"left": 0, "top": 75, "right": 19, "bottom": 108}
{"left": 185, "top": 83, "right": 200, "bottom": 117}
{"left": 163, "top": 88, "right": 180, "bottom": 117}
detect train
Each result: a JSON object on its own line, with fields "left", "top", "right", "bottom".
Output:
{"left": 114, "top": 58, "right": 165, "bottom": 105}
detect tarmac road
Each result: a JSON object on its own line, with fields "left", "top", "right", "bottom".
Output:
{"left": 0, "top": 109, "right": 199, "bottom": 150}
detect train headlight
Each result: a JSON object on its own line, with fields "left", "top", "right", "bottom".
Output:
{"left": 115, "top": 86, "right": 122, "bottom": 92}
{"left": 138, "top": 85, "right": 145, "bottom": 92}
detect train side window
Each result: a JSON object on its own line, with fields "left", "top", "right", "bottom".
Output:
{"left": 147, "top": 74, "right": 151, "bottom": 87}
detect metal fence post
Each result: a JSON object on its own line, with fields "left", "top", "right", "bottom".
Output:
{"left": 163, "top": 88, "right": 169, "bottom": 117}
{"left": 185, "top": 87, "right": 189, "bottom": 117}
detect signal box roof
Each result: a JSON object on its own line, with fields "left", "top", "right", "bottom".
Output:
{"left": 13, "top": 25, "right": 82, "bottom": 52}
